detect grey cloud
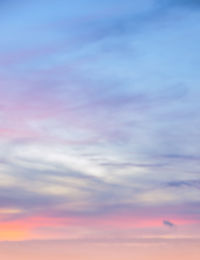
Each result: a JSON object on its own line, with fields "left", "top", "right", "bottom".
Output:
{"left": 163, "top": 220, "right": 175, "bottom": 227}
{"left": 0, "top": 186, "right": 62, "bottom": 222}
{"left": 167, "top": 180, "right": 200, "bottom": 189}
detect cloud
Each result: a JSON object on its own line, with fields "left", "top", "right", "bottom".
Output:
{"left": 163, "top": 220, "right": 175, "bottom": 228}
{"left": 167, "top": 180, "right": 200, "bottom": 189}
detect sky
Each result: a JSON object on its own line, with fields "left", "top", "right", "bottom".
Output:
{"left": 0, "top": 0, "right": 200, "bottom": 259}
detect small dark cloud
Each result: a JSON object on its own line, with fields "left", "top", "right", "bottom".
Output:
{"left": 163, "top": 220, "right": 175, "bottom": 227}
{"left": 167, "top": 180, "right": 200, "bottom": 189}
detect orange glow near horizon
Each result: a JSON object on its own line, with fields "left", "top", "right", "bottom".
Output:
{"left": 0, "top": 212, "right": 199, "bottom": 242}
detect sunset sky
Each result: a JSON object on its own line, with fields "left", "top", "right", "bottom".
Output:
{"left": 0, "top": 0, "right": 200, "bottom": 259}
